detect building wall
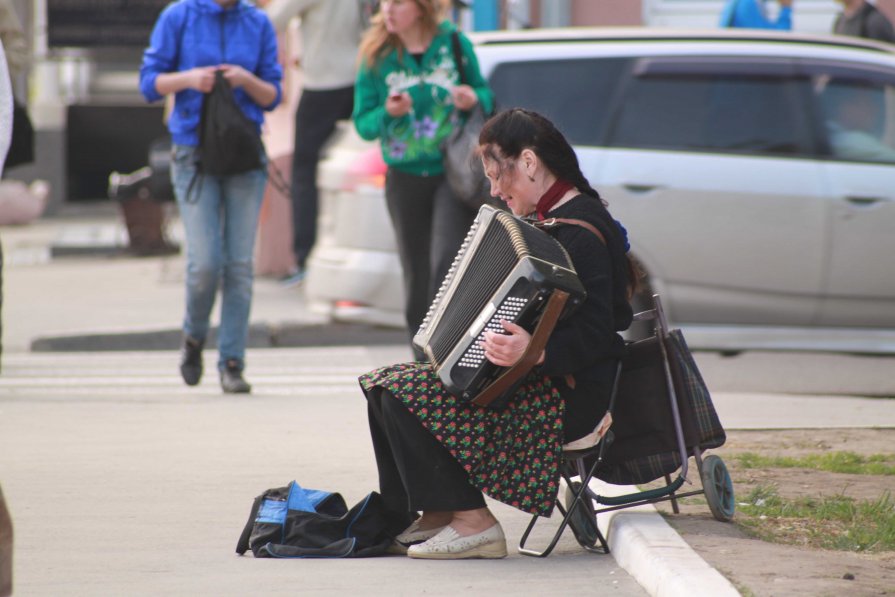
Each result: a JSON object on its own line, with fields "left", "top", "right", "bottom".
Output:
{"left": 571, "top": 0, "right": 643, "bottom": 26}
{"left": 879, "top": 0, "right": 895, "bottom": 22}
{"left": 561, "top": 0, "right": 895, "bottom": 32}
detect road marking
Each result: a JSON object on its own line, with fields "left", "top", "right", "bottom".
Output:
{"left": 0, "top": 347, "right": 406, "bottom": 401}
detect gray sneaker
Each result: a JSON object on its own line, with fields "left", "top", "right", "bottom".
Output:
{"left": 220, "top": 360, "right": 251, "bottom": 394}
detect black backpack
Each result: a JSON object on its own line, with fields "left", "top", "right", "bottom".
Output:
{"left": 196, "top": 70, "right": 264, "bottom": 177}
{"left": 235, "top": 481, "right": 407, "bottom": 558}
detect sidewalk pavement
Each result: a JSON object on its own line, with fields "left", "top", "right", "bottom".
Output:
{"left": 2, "top": 205, "right": 894, "bottom": 596}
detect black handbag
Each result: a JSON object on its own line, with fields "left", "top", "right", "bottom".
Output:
{"left": 441, "top": 32, "right": 492, "bottom": 210}
{"left": 5, "top": 99, "right": 34, "bottom": 169}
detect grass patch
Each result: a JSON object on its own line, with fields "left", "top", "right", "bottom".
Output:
{"left": 735, "top": 451, "right": 895, "bottom": 475}
{"left": 737, "top": 485, "right": 895, "bottom": 552}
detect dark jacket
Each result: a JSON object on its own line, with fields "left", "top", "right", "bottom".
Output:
{"left": 833, "top": 2, "right": 895, "bottom": 43}
{"left": 539, "top": 194, "right": 633, "bottom": 441}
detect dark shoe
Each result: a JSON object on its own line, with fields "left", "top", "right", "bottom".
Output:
{"left": 220, "top": 360, "right": 251, "bottom": 394}
{"left": 179, "top": 336, "right": 204, "bottom": 386}
{"left": 387, "top": 520, "right": 447, "bottom": 555}
{"left": 278, "top": 267, "right": 306, "bottom": 288}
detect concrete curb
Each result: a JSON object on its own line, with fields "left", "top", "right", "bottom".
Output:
{"left": 609, "top": 512, "right": 739, "bottom": 597}
{"left": 596, "top": 481, "right": 739, "bottom": 597}
{"left": 30, "top": 321, "right": 408, "bottom": 352}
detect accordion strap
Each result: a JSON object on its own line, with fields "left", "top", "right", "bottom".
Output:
{"left": 472, "top": 289, "right": 570, "bottom": 407}
{"left": 537, "top": 217, "right": 606, "bottom": 246}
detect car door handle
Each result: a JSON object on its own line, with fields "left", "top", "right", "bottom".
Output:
{"left": 621, "top": 183, "right": 660, "bottom": 194}
{"left": 844, "top": 196, "right": 885, "bottom": 206}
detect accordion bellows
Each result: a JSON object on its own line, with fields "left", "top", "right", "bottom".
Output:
{"left": 413, "top": 205, "right": 586, "bottom": 403}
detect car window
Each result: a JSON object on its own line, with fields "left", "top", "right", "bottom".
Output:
{"left": 488, "top": 57, "right": 629, "bottom": 146}
{"left": 803, "top": 61, "right": 895, "bottom": 165}
{"left": 608, "top": 57, "right": 813, "bottom": 157}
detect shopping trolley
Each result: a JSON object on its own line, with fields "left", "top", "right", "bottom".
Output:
{"left": 519, "top": 294, "right": 735, "bottom": 557}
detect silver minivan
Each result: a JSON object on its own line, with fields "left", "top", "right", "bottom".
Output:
{"left": 307, "top": 28, "right": 895, "bottom": 353}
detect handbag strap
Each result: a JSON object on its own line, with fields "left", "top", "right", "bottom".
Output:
{"left": 450, "top": 31, "right": 468, "bottom": 86}
{"left": 235, "top": 494, "right": 264, "bottom": 555}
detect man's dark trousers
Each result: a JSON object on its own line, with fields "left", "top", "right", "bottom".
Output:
{"left": 291, "top": 86, "right": 355, "bottom": 270}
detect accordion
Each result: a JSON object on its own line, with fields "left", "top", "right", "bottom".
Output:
{"left": 413, "top": 205, "right": 586, "bottom": 406}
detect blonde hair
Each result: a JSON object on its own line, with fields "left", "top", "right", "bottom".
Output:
{"left": 358, "top": 0, "right": 449, "bottom": 68}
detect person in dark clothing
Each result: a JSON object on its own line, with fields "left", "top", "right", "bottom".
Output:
{"left": 833, "top": 0, "right": 895, "bottom": 43}
{"left": 264, "top": 0, "right": 367, "bottom": 286}
{"left": 359, "top": 108, "right": 636, "bottom": 560}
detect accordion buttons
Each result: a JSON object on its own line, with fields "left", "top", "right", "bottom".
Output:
{"left": 457, "top": 296, "right": 529, "bottom": 368}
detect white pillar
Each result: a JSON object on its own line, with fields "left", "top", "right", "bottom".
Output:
{"left": 506, "top": 0, "right": 531, "bottom": 29}
{"left": 541, "top": 0, "right": 571, "bottom": 27}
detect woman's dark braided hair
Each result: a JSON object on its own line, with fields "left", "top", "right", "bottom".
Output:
{"left": 478, "top": 107, "right": 641, "bottom": 298}
{"left": 478, "top": 107, "right": 605, "bottom": 205}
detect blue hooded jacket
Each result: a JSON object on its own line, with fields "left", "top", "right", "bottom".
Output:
{"left": 719, "top": 0, "right": 792, "bottom": 30}
{"left": 140, "top": 0, "right": 282, "bottom": 147}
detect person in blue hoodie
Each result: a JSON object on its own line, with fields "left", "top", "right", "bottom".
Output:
{"left": 719, "top": 0, "right": 794, "bottom": 29}
{"left": 140, "top": 0, "right": 282, "bottom": 394}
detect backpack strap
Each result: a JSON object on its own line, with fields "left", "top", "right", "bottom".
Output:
{"left": 235, "top": 494, "right": 264, "bottom": 555}
{"left": 859, "top": 3, "right": 871, "bottom": 38}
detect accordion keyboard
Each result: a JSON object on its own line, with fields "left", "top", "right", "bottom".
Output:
{"left": 457, "top": 296, "right": 528, "bottom": 368}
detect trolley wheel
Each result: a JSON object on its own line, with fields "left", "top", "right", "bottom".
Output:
{"left": 565, "top": 482, "right": 598, "bottom": 547}
{"left": 701, "top": 455, "right": 735, "bottom": 522}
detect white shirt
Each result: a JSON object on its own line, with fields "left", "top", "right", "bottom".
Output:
{"left": 827, "top": 121, "right": 895, "bottom": 163}
{"left": 0, "top": 40, "right": 13, "bottom": 175}
{"left": 265, "top": 0, "right": 363, "bottom": 90}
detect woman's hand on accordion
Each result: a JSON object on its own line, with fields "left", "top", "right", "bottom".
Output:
{"left": 482, "top": 320, "right": 546, "bottom": 367}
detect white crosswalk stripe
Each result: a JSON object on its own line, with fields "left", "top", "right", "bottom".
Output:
{"left": 0, "top": 346, "right": 412, "bottom": 401}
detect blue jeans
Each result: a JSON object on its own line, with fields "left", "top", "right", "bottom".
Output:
{"left": 171, "top": 144, "right": 267, "bottom": 372}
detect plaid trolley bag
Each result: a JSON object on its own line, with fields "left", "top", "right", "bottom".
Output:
{"left": 597, "top": 328, "right": 726, "bottom": 487}
{"left": 515, "top": 295, "right": 736, "bottom": 558}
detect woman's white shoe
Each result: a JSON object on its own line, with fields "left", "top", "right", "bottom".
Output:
{"left": 407, "top": 523, "right": 508, "bottom": 560}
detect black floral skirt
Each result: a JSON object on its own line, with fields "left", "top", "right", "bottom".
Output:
{"left": 359, "top": 362, "right": 564, "bottom": 517}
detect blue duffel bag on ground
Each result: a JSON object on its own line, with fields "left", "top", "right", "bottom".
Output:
{"left": 235, "top": 481, "right": 406, "bottom": 558}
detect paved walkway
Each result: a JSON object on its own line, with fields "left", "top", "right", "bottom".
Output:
{"left": 1, "top": 348, "right": 654, "bottom": 596}
{"left": 2, "top": 207, "right": 893, "bottom": 596}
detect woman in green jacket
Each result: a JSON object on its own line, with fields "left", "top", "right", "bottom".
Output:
{"left": 353, "top": 0, "right": 493, "bottom": 358}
